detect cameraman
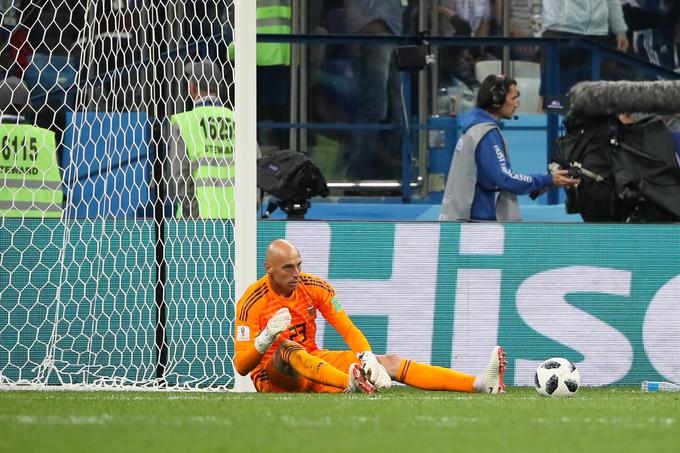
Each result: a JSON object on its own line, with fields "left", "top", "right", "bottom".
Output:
{"left": 440, "top": 74, "right": 578, "bottom": 221}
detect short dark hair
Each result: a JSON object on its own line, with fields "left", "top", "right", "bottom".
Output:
{"left": 476, "top": 74, "right": 518, "bottom": 111}
{"left": 0, "top": 76, "right": 29, "bottom": 115}
{"left": 184, "top": 60, "right": 223, "bottom": 95}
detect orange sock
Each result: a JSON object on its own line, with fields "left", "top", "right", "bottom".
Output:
{"left": 282, "top": 343, "right": 349, "bottom": 389}
{"left": 396, "top": 359, "right": 476, "bottom": 392}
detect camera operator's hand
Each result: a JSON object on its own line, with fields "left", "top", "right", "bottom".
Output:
{"left": 551, "top": 169, "right": 580, "bottom": 188}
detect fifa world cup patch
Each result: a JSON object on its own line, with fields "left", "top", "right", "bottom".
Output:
{"left": 236, "top": 325, "right": 250, "bottom": 341}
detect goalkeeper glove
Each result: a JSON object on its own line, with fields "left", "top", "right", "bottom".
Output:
{"left": 254, "top": 307, "right": 292, "bottom": 354}
{"left": 358, "top": 351, "right": 392, "bottom": 389}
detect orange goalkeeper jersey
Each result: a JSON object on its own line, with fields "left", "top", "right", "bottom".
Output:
{"left": 234, "top": 272, "right": 370, "bottom": 383}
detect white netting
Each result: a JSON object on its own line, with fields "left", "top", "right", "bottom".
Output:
{"left": 0, "top": 0, "right": 245, "bottom": 389}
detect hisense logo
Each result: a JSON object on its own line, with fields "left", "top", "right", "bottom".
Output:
{"left": 282, "top": 222, "right": 680, "bottom": 387}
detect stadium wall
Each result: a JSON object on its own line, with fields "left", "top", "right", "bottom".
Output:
{"left": 1, "top": 220, "right": 678, "bottom": 386}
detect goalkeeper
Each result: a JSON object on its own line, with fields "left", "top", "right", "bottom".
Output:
{"left": 234, "top": 239, "right": 506, "bottom": 394}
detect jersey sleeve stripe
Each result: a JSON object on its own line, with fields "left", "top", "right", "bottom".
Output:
{"left": 302, "top": 281, "right": 335, "bottom": 294}
{"left": 299, "top": 276, "right": 334, "bottom": 294}
{"left": 238, "top": 283, "right": 269, "bottom": 321}
{"left": 238, "top": 289, "right": 268, "bottom": 322}
{"left": 299, "top": 275, "right": 333, "bottom": 291}
{"left": 238, "top": 285, "right": 266, "bottom": 321}
{"left": 301, "top": 282, "right": 335, "bottom": 296}
{"left": 397, "top": 360, "right": 412, "bottom": 382}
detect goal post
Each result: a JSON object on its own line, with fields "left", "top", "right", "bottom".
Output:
{"left": 0, "top": 0, "right": 257, "bottom": 391}
{"left": 233, "top": 0, "right": 258, "bottom": 392}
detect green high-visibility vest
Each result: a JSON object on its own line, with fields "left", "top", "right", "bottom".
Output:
{"left": 0, "top": 124, "right": 62, "bottom": 218}
{"left": 256, "top": 0, "right": 291, "bottom": 66}
{"left": 171, "top": 106, "right": 235, "bottom": 219}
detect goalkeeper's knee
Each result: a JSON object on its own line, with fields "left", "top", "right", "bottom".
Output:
{"left": 276, "top": 339, "right": 304, "bottom": 364}
{"left": 270, "top": 339, "right": 304, "bottom": 377}
{"left": 376, "top": 353, "right": 401, "bottom": 376}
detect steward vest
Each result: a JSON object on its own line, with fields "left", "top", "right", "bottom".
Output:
{"left": 0, "top": 124, "right": 62, "bottom": 218}
{"left": 256, "top": 0, "right": 291, "bottom": 66}
{"left": 171, "top": 106, "right": 235, "bottom": 219}
{"left": 440, "top": 122, "right": 520, "bottom": 222}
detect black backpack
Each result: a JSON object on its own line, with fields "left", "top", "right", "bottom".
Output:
{"left": 257, "top": 150, "right": 329, "bottom": 202}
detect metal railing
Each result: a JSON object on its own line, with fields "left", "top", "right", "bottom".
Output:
{"left": 23, "top": 31, "right": 680, "bottom": 204}
{"left": 259, "top": 33, "right": 680, "bottom": 202}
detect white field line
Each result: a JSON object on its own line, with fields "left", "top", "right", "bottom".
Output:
{"left": 0, "top": 414, "right": 232, "bottom": 427}
{"left": 0, "top": 413, "right": 674, "bottom": 429}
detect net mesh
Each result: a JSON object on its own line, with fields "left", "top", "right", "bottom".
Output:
{"left": 0, "top": 0, "right": 239, "bottom": 389}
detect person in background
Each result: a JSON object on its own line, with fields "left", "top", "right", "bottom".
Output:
{"left": 167, "top": 60, "right": 234, "bottom": 219}
{"left": 495, "top": 0, "right": 543, "bottom": 61}
{"left": 343, "top": 0, "right": 404, "bottom": 180}
{"left": 439, "top": 0, "right": 495, "bottom": 89}
{"left": 541, "top": 0, "right": 629, "bottom": 95}
{"left": 256, "top": 0, "right": 292, "bottom": 152}
{"left": 440, "top": 74, "right": 577, "bottom": 221}
{"left": 632, "top": 0, "right": 680, "bottom": 71}
{"left": 0, "top": 76, "right": 62, "bottom": 218}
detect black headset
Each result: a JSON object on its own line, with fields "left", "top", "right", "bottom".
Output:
{"left": 489, "top": 74, "right": 507, "bottom": 110}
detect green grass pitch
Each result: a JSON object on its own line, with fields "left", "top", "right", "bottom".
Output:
{"left": 1, "top": 387, "right": 678, "bottom": 453}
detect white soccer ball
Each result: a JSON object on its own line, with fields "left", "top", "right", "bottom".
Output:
{"left": 534, "top": 357, "right": 580, "bottom": 397}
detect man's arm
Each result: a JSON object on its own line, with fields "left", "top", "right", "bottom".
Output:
{"left": 233, "top": 307, "right": 292, "bottom": 375}
{"left": 233, "top": 337, "right": 263, "bottom": 376}
{"left": 233, "top": 293, "right": 263, "bottom": 376}
{"left": 314, "top": 282, "right": 391, "bottom": 388}
{"left": 168, "top": 124, "right": 192, "bottom": 217}
{"left": 607, "top": 0, "right": 629, "bottom": 52}
{"left": 476, "top": 131, "right": 553, "bottom": 195}
{"left": 310, "top": 279, "right": 371, "bottom": 353}
{"left": 327, "top": 309, "right": 371, "bottom": 354}
{"left": 607, "top": 0, "right": 628, "bottom": 34}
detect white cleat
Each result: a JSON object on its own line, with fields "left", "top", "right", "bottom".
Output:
{"left": 476, "top": 346, "right": 507, "bottom": 394}
{"left": 345, "top": 362, "right": 377, "bottom": 394}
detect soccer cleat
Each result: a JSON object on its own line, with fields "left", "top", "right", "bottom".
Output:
{"left": 477, "top": 346, "right": 507, "bottom": 394}
{"left": 345, "top": 362, "right": 377, "bottom": 394}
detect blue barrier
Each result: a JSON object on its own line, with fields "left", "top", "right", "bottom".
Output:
{"left": 62, "top": 112, "right": 153, "bottom": 218}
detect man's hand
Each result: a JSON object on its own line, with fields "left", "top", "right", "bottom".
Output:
{"left": 437, "top": 5, "right": 456, "bottom": 19}
{"left": 266, "top": 307, "right": 292, "bottom": 337}
{"left": 616, "top": 32, "right": 629, "bottom": 53}
{"left": 551, "top": 169, "right": 580, "bottom": 188}
{"left": 358, "top": 351, "right": 392, "bottom": 389}
{"left": 254, "top": 307, "right": 291, "bottom": 354}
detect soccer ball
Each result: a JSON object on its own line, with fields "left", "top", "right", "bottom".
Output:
{"left": 534, "top": 357, "right": 580, "bottom": 397}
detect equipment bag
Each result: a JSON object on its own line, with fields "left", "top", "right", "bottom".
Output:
{"left": 257, "top": 149, "right": 329, "bottom": 202}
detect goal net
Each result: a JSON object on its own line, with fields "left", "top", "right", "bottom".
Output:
{"left": 0, "top": 0, "right": 256, "bottom": 390}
